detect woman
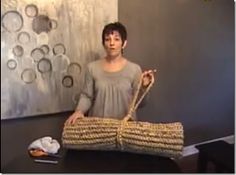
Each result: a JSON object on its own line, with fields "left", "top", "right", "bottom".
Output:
{"left": 65, "top": 22, "right": 155, "bottom": 125}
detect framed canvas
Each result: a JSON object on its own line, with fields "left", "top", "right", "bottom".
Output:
{"left": 1, "top": 0, "right": 118, "bottom": 119}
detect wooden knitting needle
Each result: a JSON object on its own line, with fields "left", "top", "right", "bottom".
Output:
{"left": 34, "top": 159, "right": 58, "bottom": 164}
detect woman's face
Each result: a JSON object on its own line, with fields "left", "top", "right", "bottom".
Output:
{"left": 104, "top": 31, "right": 126, "bottom": 58}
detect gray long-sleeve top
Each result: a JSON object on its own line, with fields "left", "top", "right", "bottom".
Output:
{"left": 76, "top": 59, "right": 143, "bottom": 119}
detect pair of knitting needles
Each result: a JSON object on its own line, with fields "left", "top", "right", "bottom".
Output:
{"left": 30, "top": 149, "right": 60, "bottom": 164}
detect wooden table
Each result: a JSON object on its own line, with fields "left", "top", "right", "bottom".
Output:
{"left": 2, "top": 149, "right": 181, "bottom": 173}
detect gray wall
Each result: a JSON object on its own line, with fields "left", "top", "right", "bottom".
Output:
{"left": 1, "top": 0, "right": 234, "bottom": 170}
{"left": 119, "top": 0, "right": 234, "bottom": 144}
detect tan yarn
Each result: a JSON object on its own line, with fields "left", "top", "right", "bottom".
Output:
{"left": 62, "top": 70, "right": 184, "bottom": 158}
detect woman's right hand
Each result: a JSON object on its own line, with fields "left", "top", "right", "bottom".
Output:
{"left": 64, "top": 110, "right": 84, "bottom": 125}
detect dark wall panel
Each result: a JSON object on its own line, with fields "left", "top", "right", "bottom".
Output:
{"left": 118, "top": 0, "right": 234, "bottom": 145}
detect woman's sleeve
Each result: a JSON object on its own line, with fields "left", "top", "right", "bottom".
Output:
{"left": 132, "top": 66, "right": 142, "bottom": 95}
{"left": 75, "top": 67, "right": 94, "bottom": 114}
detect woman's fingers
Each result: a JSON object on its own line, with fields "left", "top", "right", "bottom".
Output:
{"left": 142, "top": 69, "right": 156, "bottom": 87}
{"left": 65, "top": 115, "right": 73, "bottom": 125}
{"left": 65, "top": 115, "right": 76, "bottom": 125}
{"left": 71, "top": 115, "right": 79, "bottom": 125}
{"left": 65, "top": 111, "right": 83, "bottom": 125}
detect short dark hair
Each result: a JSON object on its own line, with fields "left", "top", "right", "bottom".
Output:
{"left": 102, "top": 22, "right": 127, "bottom": 46}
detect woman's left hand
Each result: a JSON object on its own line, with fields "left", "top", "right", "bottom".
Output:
{"left": 142, "top": 69, "right": 156, "bottom": 87}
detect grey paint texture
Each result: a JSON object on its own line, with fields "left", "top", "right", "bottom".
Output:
{"left": 1, "top": 0, "right": 118, "bottom": 119}
{"left": 118, "top": 0, "right": 234, "bottom": 145}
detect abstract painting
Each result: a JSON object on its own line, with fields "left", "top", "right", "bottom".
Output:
{"left": 1, "top": 0, "right": 118, "bottom": 119}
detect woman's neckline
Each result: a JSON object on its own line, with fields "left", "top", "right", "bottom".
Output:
{"left": 100, "top": 58, "right": 129, "bottom": 74}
